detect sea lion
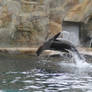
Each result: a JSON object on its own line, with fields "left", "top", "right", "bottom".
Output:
{"left": 36, "top": 32, "right": 82, "bottom": 59}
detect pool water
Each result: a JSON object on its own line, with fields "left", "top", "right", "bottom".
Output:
{"left": 0, "top": 55, "right": 92, "bottom": 92}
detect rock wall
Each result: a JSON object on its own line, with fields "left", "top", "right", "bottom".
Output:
{"left": 0, "top": 0, "right": 91, "bottom": 47}
{"left": 64, "top": 0, "right": 92, "bottom": 23}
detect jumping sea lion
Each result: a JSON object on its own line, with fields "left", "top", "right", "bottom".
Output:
{"left": 36, "top": 32, "right": 82, "bottom": 59}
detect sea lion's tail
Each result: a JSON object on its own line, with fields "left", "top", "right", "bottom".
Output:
{"left": 71, "top": 47, "right": 82, "bottom": 59}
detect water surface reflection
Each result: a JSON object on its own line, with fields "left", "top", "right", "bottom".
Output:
{"left": 0, "top": 56, "right": 92, "bottom": 92}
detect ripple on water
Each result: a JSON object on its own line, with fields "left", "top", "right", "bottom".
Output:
{"left": 0, "top": 55, "right": 92, "bottom": 92}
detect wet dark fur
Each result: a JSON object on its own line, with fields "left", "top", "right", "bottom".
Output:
{"left": 36, "top": 32, "right": 82, "bottom": 59}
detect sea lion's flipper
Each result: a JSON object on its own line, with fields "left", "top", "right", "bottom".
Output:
{"left": 49, "top": 32, "right": 61, "bottom": 41}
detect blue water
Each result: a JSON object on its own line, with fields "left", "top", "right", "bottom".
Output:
{"left": 0, "top": 55, "right": 92, "bottom": 92}
{"left": 0, "top": 90, "right": 26, "bottom": 92}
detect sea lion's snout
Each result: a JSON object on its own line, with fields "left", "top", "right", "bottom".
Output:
{"left": 36, "top": 45, "right": 44, "bottom": 56}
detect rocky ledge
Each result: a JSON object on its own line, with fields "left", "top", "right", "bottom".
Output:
{"left": 0, "top": 47, "right": 92, "bottom": 58}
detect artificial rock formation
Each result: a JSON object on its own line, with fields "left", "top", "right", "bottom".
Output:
{"left": 64, "top": 0, "right": 92, "bottom": 23}
{"left": 0, "top": 0, "right": 92, "bottom": 47}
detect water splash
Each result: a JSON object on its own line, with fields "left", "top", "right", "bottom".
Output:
{"left": 68, "top": 52, "right": 92, "bottom": 78}
{"left": 71, "top": 52, "right": 90, "bottom": 68}
{"left": 59, "top": 51, "right": 92, "bottom": 75}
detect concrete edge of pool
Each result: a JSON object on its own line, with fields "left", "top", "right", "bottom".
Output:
{"left": 0, "top": 47, "right": 91, "bottom": 57}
